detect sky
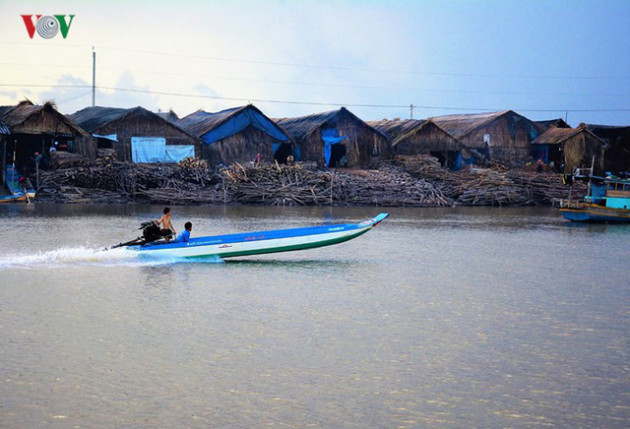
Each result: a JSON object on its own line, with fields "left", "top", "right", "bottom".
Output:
{"left": 1, "top": 0, "right": 629, "bottom": 126}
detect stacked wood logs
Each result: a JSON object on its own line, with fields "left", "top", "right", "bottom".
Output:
{"left": 37, "top": 162, "right": 224, "bottom": 204}
{"left": 224, "top": 162, "right": 332, "bottom": 206}
{"left": 223, "top": 162, "right": 454, "bottom": 207}
{"left": 34, "top": 157, "right": 583, "bottom": 207}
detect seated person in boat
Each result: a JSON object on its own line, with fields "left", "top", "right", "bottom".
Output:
{"left": 176, "top": 222, "right": 192, "bottom": 243}
{"left": 157, "top": 207, "right": 176, "bottom": 243}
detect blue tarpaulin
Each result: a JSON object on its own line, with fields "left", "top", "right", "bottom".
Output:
{"left": 165, "top": 145, "right": 195, "bottom": 162}
{"left": 132, "top": 137, "right": 194, "bottom": 163}
{"left": 132, "top": 137, "right": 165, "bottom": 163}
{"left": 321, "top": 129, "right": 347, "bottom": 166}
{"left": 202, "top": 109, "right": 289, "bottom": 144}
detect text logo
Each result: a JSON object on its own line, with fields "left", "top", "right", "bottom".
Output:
{"left": 21, "top": 15, "right": 75, "bottom": 39}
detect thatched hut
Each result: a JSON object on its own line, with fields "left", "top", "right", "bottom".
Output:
{"left": 536, "top": 118, "right": 571, "bottom": 129}
{"left": 70, "top": 106, "right": 199, "bottom": 163}
{"left": 586, "top": 125, "right": 630, "bottom": 174}
{"left": 178, "top": 105, "right": 294, "bottom": 166}
{"left": 0, "top": 100, "right": 93, "bottom": 180}
{"left": 276, "top": 107, "right": 390, "bottom": 168}
{"left": 431, "top": 110, "right": 545, "bottom": 165}
{"left": 368, "top": 118, "right": 462, "bottom": 169}
{"left": 531, "top": 125, "right": 605, "bottom": 173}
{"left": 157, "top": 109, "right": 179, "bottom": 124}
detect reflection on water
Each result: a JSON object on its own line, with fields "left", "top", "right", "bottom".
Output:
{"left": 0, "top": 204, "right": 629, "bottom": 427}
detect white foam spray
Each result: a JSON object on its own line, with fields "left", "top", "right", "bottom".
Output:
{"left": 0, "top": 246, "right": 223, "bottom": 269}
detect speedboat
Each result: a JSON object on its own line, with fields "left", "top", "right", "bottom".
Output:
{"left": 112, "top": 213, "right": 389, "bottom": 259}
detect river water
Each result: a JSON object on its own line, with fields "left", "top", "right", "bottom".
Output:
{"left": 0, "top": 204, "right": 628, "bottom": 428}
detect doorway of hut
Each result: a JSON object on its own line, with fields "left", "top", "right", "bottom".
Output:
{"left": 273, "top": 141, "right": 293, "bottom": 164}
{"left": 5, "top": 134, "right": 72, "bottom": 176}
{"left": 328, "top": 143, "right": 347, "bottom": 167}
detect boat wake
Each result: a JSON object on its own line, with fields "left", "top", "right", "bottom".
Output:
{"left": 0, "top": 246, "right": 223, "bottom": 269}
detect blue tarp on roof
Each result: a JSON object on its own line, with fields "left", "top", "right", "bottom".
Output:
{"left": 201, "top": 108, "right": 289, "bottom": 144}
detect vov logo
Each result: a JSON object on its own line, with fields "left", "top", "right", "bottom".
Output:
{"left": 21, "top": 15, "right": 75, "bottom": 39}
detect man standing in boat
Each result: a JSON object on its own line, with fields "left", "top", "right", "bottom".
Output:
{"left": 157, "top": 207, "right": 176, "bottom": 243}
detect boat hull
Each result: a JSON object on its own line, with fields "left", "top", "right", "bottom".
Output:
{"left": 560, "top": 204, "right": 630, "bottom": 223}
{"left": 0, "top": 192, "right": 27, "bottom": 203}
{"left": 127, "top": 213, "right": 389, "bottom": 259}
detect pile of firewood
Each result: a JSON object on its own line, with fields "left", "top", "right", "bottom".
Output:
{"left": 224, "top": 162, "right": 332, "bottom": 206}
{"left": 34, "top": 158, "right": 583, "bottom": 208}
{"left": 333, "top": 167, "right": 454, "bottom": 207}
{"left": 392, "top": 155, "right": 449, "bottom": 181}
{"left": 37, "top": 162, "right": 223, "bottom": 204}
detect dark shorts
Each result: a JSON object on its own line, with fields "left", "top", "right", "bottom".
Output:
{"left": 160, "top": 228, "right": 173, "bottom": 237}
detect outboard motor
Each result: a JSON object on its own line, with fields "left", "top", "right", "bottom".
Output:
{"left": 140, "top": 220, "right": 162, "bottom": 243}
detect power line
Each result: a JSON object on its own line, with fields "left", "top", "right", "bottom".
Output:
{"left": 2, "top": 41, "right": 628, "bottom": 81}
{"left": 2, "top": 61, "right": 628, "bottom": 98}
{"left": 1, "top": 83, "right": 629, "bottom": 114}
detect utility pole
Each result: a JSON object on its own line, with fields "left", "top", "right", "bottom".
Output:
{"left": 410, "top": 104, "right": 414, "bottom": 119}
{"left": 92, "top": 47, "right": 96, "bottom": 107}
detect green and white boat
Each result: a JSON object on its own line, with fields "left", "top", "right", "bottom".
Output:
{"left": 114, "top": 213, "right": 389, "bottom": 259}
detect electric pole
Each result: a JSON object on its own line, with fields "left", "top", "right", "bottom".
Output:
{"left": 92, "top": 47, "right": 96, "bottom": 107}
{"left": 410, "top": 104, "right": 414, "bottom": 119}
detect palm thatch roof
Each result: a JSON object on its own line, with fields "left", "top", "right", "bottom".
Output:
{"left": 70, "top": 106, "right": 192, "bottom": 138}
{"left": 430, "top": 110, "right": 513, "bottom": 138}
{"left": 0, "top": 100, "right": 89, "bottom": 137}
{"left": 368, "top": 118, "right": 428, "bottom": 142}
{"left": 156, "top": 109, "right": 179, "bottom": 123}
{"left": 178, "top": 105, "right": 291, "bottom": 142}
{"left": 275, "top": 107, "right": 387, "bottom": 142}
{"left": 532, "top": 125, "right": 604, "bottom": 146}
{"left": 536, "top": 118, "right": 571, "bottom": 129}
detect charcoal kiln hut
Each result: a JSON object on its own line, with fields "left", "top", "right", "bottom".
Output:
{"left": 586, "top": 125, "right": 630, "bottom": 174}
{"left": 368, "top": 118, "right": 462, "bottom": 169}
{"left": 531, "top": 124, "right": 605, "bottom": 173}
{"left": 70, "top": 106, "right": 199, "bottom": 163}
{"left": 177, "top": 105, "right": 294, "bottom": 166}
{"left": 431, "top": 110, "right": 545, "bottom": 165}
{"left": 0, "top": 100, "right": 93, "bottom": 181}
{"left": 276, "top": 107, "right": 390, "bottom": 168}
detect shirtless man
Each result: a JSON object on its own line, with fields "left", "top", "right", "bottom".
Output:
{"left": 157, "top": 207, "right": 176, "bottom": 243}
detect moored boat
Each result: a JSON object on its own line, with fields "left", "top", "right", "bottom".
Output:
{"left": 558, "top": 170, "right": 630, "bottom": 223}
{"left": 113, "top": 213, "right": 389, "bottom": 259}
{"left": 0, "top": 191, "right": 27, "bottom": 203}
{"left": 3, "top": 164, "right": 36, "bottom": 202}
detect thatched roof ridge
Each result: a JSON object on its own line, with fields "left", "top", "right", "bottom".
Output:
{"left": 586, "top": 124, "right": 630, "bottom": 133}
{"left": 532, "top": 125, "right": 604, "bottom": 145}
{"left": 156, "top": 109, "right": 179, "bottom": 123}
{"left": 177, "top": 106, "right": 249, "bottom": 137}
{"left": 177, "top": 104, "right": 291, "bottom": 142}
{"left": 70, "top": 106, "right": 131, "bottom": 131}
{"left": 537, "top": 118, "right": 571, "bottom": 129}
{"left": 276, "top": 107, "right": 387, "bottom": 142}
{"left": 430, "top": 110, "right": 520, "bottom": 138}
{"left": 70, "top": 106, "right": 193, "bottom": 137}
{"left": 0, "top": 99, "right": 89, "bottom": 137}
{"left": 368, "top": 118, "right": 426, "bottom": 139}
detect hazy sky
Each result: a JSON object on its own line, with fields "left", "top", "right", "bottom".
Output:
{"left": 1, "top": 0, "right": 629, "bottom": 126}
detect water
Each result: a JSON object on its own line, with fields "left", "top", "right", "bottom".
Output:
{"left": 1, "top": 204, "right": 628, "bottom": 427}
